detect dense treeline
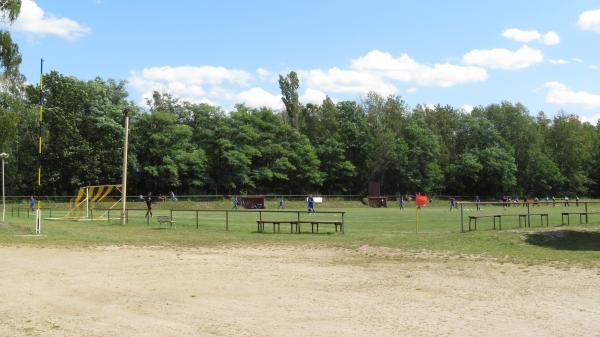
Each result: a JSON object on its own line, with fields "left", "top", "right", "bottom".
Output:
{"left": 1, "top": 70, "right": 600, "bottom": 198}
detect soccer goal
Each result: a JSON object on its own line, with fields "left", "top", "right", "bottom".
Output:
{"left": 48, "top": 184, "right": 122, "bottom": 221}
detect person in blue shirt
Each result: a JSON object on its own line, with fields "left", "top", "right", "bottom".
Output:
{"left": 233, "top": 196, "right": 239, "bottom": 209}
{"left": 475, "top": 195, "right": 480, "bottom": 211}
{"left": 29, "top": 196, "right": 36, "bottom": 212}
{"left": 278, "top": 197, "right": 285, "bottom": 209}
{"left": 399, "top": 195, "right": 405, "bottom": 210}
{"left": 307, "top": 195, "right": 315, "bottom": 213}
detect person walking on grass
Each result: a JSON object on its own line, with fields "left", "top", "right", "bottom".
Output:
{"left": 145, "top": 192, "right": 153, "bottom": 218}
{"left": 29, "top": 196, "right": 36, "bottom": 212}
{"left": 399, "top": 195, "right": 405, "bottom": 210}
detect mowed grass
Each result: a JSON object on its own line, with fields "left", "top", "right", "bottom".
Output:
{"left": 1, "top": 199, "right": 599, "bottom": 266}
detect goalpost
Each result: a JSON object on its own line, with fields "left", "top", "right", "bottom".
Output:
{"left": 48, "top": 184, "right": 123, "bottom": 221}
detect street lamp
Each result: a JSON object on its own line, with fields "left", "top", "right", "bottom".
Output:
{"left": 121, "top": 108, "right": 131, "bottom": 225}
{"left": 0, "top": 152, "right": 8, "bottom": 223}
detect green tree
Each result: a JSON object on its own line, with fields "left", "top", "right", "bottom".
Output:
{"left": 278, "top": 71, "right": 300, "bottom": 127}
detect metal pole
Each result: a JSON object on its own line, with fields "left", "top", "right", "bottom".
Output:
{"left": 34, "top": 59, "right": 43, "bottom": 235}
{"left": 1, "top": 156, "right": 5, "bottom": 222}
{"left": 121, "top": 109, "right": 130, "bottom": 225}
{"left": 527, "top": 202, "right": 531, "bottom": 228}
{"left": 460, "top": 202, "right": 464, "bottom": 232}
{"left": 86, "top": 186, "right": 89, "bottom": 219}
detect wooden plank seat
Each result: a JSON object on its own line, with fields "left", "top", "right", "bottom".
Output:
{"left": 296, "top": 220, "right": 343, "bottom": 233}
{"left": 156, "top": 215, "right": 175, "bottom": 228}
{"left": 256, "top": 220, "right": 298, "bottom": 233}
{"left": 256, "top": 220, "right": 343, "bottom": 233}
{"left": 562, "top": 211, "right": 600, "bottom": 225}
{"left": 468, "top": 213, "right": 545, "bottom": 231}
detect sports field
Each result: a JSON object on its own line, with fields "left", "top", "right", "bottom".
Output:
{"left": 0, "top": 200, "right": 599, "bottom": 336}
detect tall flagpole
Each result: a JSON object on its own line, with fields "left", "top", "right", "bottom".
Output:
{"left": 35, "top": 59, "right": 43, "bottom": 234}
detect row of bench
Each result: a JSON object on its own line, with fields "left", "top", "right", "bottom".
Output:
{"left": 256, "top": 220, "right": 343, "bottom": 234}
{"left": 469, "top": 210, "right": 600, "bottom": 231}
{"left": 468, "top": 213, "right": 548, "bottom": 231}
{"left": 154, "top": 216, "right": 344, "bottom": 234}
{"left": 561, "top": 211, "right": 600, "bottom": 225}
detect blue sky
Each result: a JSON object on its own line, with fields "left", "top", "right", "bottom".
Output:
{"left": 8, "top": 0, "right": 600, "bottom": 121}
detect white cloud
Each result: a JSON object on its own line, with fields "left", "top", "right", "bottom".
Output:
{"left": 590, "top": 65, "right": 599, "bottom": 70}
{"left": 236, "top": 87, "right": 283, "bottom": 109}
{"left": 549, "top": 59, "right": 569, "bottom": 65}
{"left": 256, "top": 68, "right": 276, "bottom": 82}
{"left": 502, "top": 28, "right": 540, "bottom": 42}
{"left": 461, "top": 104, "right": 474, "bottom": 113}
{"left": 578, "top": 9, "right": 600, "bottom": 33}
{"left": 13, "top": 0, "right": 90, "bottom": 39}
{"left": 300, "top": 88, "right": 327, "bottom": 104}
{"left": 541, "top": 32, "right": 560, "bottom": 45}
{"left": 502, "top": 28, "right": 560, "bottom": 45}
{"left": 300, "top": 67, "right": 397, "bottom": 96}
{"left": 544, "top": 81, "right": 600, "bottom": 108}
{"left": 350, "top": 50, "right": 487, "bottom": 87}
{"left": 407, "top": 87, "right": 418, "bottom": 93}
{"left": 134, "top": 66, "right": 251, "bottom": 86}
{"left": 463, "top": 45, "right": 543, "bottom": 70}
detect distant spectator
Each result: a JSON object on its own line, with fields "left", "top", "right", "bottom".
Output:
{"left": 29, "top": 196, "right": 36, "bottom": 212}
{"left": 307, "top": 195, "right": 315, "bottom": 213}
{"left": 475, "top": 195, "right": 480, "bottom": 211}
{"left": 169, "top": 191, "right": 177, "bottom": 201}
{"left": 233, "top": 196, "right": 239, "bottom": 209}
{"left": 279, "top": 197, "right": 285, "bottom": 209}
{"left": 575, "top": 196, "right": 580, "bottom": 207}
{"left": 399, "top": 196, "right": 405, "bottom": 210}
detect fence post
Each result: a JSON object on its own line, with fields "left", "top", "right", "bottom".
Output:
{"left": 226, "top": 210, "right": 229, "bottom": 231}
{"left": 527, "top": 203, "right": 531, "bottom": 228}
{"left": 460, "top": 203, "right": 464, "bottom": 232}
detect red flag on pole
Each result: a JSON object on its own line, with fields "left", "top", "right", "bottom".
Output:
{"left": 415, "top": 194, "right": 428, "bottom": 207}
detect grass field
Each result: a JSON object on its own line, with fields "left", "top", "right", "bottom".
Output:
{"left": 1, "top": 199, "right": 599, "bottom": 267}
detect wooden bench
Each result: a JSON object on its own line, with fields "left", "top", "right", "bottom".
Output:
{"left": 256, "top": 220, "right": 344, "bottom": 234}
{"left": 562, "top": 211, "right": 600, "bottom": 225}
{"left": 468, "top": 214, "right": 540, "bottom": 231}
{"left": 297, "top": 220, "right": 343, "bottom": 233}
{"left": 156, "top": 215, "right": 175, "bottom": 228}
{"left": 529, "top": 213, "right": 549, "bottom": 227}
{"left": 256, "top": 220, "right": 298, "bottom": 233}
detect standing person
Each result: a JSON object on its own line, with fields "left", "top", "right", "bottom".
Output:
{"left": 475, "top": 195, "right": 480, "bottom": 211}
{"left": 233, "top": 196, "right": 239, "bottom": 209}
{"left": 307, "top": 195, "right": 315, "bottom": 213}
{"left": 523, "top": 196, "right": 528, "bottom": 208}
{"left": 575, "top": 196, "right": 580, "bottom": 207}
{"left": 449, "top": 197, "right": 455, "bottom": 211}
{"left": 564, "top": 196, "right": 569, "bottom": 207}
{"left": 399, "top": 195, "right": 405, "bottom": 210}
{"left": 144, "top": 192, "right": 153, "bottom": 218}
{"left": 552, "top": 196, "right": 556, "bottom": 207}
{"left": 278, "top": 197, "right": 285, "bottom": 209}
{"left": 29, "top": 196, "right": 36, "bottom": 212}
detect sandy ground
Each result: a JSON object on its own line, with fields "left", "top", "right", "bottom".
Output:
{"left": 0, "top": 245, "right": 598, "bottom": 337}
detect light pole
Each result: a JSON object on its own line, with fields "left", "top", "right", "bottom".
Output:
{"left": 121, "top": 108, "right": 131, "bottom": 225}
{"left": 0, "top": 153, "right": 8, "bottom": 223}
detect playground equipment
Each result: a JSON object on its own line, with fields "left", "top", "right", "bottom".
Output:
{"left": 48, "top": 184, "right": 122, "bottom": 221}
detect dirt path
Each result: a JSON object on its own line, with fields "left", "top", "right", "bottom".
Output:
{"left": 0, "top": 245, "right": 598, "bottom": 337}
